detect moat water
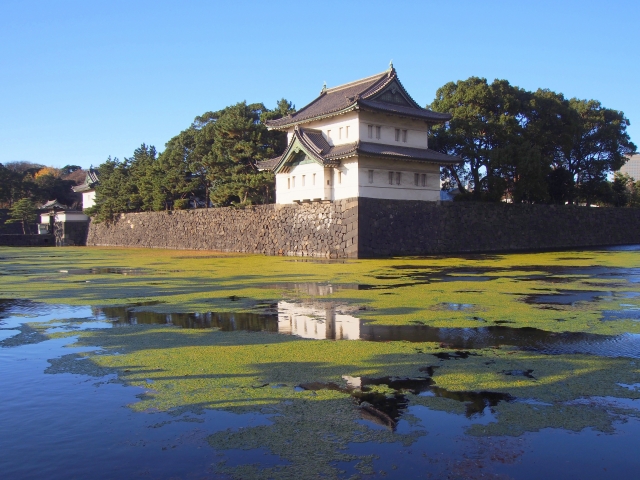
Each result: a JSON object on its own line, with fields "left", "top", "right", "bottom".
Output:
{"left": 2, "top": 253, "right": 640, "bottom": 479}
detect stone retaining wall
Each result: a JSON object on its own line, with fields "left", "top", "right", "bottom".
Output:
{"left": 358, "top": 198, "right": 640, "bottom": 256}
{"left": 86, "top": 198, "right": 640, "bottom": 258}
{"left": 86, "top": 199, "right": 359, "bottom": 258}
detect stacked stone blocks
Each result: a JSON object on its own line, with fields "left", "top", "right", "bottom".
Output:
{"left": 86, "top": 198, "right": 640, "bottom": 258}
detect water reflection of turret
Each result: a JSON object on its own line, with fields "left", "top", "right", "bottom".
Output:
{"left": 277, "top": 301, "right": 360, "bottom": 340}
{"left": 268, "top": 283, "right": 361, "bottom": 296}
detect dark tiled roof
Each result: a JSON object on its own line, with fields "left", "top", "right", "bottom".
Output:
{"left": 324, "top": 143, "right": 359, "bottom": 160}
{"left": 357, "top": 99, "right": 451, "bottom": 122}
{"left": 261, "top": 127, "right": 461, "bottom": 172}
{"left": 72, "top": 168, "right": 100, "bottom": 193}
{"left": 266, "top": 68, "right": 451, "bottom": 129}
{"left": 257, "top": 156, "right": 280, "bottom": 171}
{"left": 356, "top": 142, "right": 461, "bottom": 165}
{"left": 265, "top": 128, "right": 342, "bottom": 173}
{"left": 40, "top": 200, "right": 68, "bottom": 210}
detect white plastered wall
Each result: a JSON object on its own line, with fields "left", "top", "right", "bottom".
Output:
{"left": 285, "top": 111, "right": 359, "bottom": 146}
{"left": 332, "top": 159, "right": 359, "bottom": 201}
{"left": 276, "top": 111, "right": 443, "bottom": 203}
{"left": 358, "top": 156, "right": 441, "bottom": 201}
{"left": 40, "top": 211, "right": 89, "bottom": 223}
{"left": 83, "top": 190, "right": 96, "bottom": 209}
{"left": 358, "top": 111, "right": 430, "bottom": 149}
{"left": 275, "top": 162, "right": 326, "bottom": 204}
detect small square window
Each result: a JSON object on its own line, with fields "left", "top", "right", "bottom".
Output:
{"left": 338, "top": 171, "right": 342, "bottom": 184}
{"left": 376, "top": 126, "right": 381, "bottom": 139}
{"left": 395, "top": 172, "right": 401, "bottom": 185}
{"left": 395, "top": 129, "right": 401, "bottom": 141}
{"left": 313, "top": 173, "right": 316, "bottom": 185}
{"left": 368, "top": 170, "right": 374, "bottom": 184}
{"left": 288, "top": 178, "right": 291, "bottom": 189}
{"left": 345, "top": 126, "right": 349, "bottom": 138}
{"left": 402, "top": 130, "right": 408, "bottom": 142}
{"left": 302, "top": 175, "right": 305, "bottom": 187}
{"left": 292, "top": 176, "right": 295, "bottom": 188}
{"left": 414, "top": 173, "right": 419, "bottom": 186}
{"left": 388, "top": 171, "right": 394, "bottom": 185}
{"left": 421, "top": 174, "right": 427, "bottom": 187}
{"left": 339, "top": 127, "right": 343, "bottom": 139}
{"left": 368, "top": 125, "right": 373, "bottom": 138}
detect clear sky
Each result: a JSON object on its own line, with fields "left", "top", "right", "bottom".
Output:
{"left": 1, "top": 0, "right": 638, "bottom": 170}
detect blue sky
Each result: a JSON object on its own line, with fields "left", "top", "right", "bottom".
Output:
{"left": 1, "top": 0, "right": 638, "bottom": 170}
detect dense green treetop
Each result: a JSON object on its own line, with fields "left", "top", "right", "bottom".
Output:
{"left": 430, "top": 77, "right": 636, "bottom": 204}
{"left": 6, "top": 197, "right": 38, "bottom": 234}
{"left": 88, "top": 99, "right": 295, "bottom": 221}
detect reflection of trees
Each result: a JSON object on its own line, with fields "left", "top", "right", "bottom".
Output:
{"left": 97, "top": 306, "right": 279, "bottom": 332}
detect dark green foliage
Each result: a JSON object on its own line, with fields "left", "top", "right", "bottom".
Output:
{"left": 0, "top": 162, "right": 77, "bottom": 208}
{"left": 33, "top": 173, "right": 77, "bottom": 205}
{"left": 61, "top": 165, "right": 82, "bottom": 176}
{"left": 6, "top": 197, "right": 37, "bottom": 234}
{"left": 89, "top": 99, "right": 294, "bottom": 221}
{"left": 207, "top": 102, "right": 284, "bottom": 206}
{"left": 607, "top": 172, "right": 640, "bottom": 207}
{"left": 430, "top": 78, "right": 636, "bottom": 205}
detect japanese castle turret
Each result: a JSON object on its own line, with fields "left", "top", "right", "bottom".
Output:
{"left": 261, "top": 65, "right": 460, "bottom": 204}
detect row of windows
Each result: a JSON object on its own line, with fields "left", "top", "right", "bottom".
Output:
{"left": 366, "top": 170, "right": 428, "bottom": 187}
{"left": 287, "top": 172, "right": 343, "bottom": 189}
{"left": 327, "top": 126, "right": 349, "bottom": 140}
{"left": 367, "top": 125, "right": 409, "bottom": 143}
{"left": 287, "top": 170, "right": 428, "bottom": 189}
{"left": 287, "top": 173, "right": 317, "bottom": 189}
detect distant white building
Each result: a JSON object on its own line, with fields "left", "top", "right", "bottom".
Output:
{"left": 261, "top": 65, "right": 460, "bottom": 204}
{"left": 620, "top": 154, "right": 640, "bottom": 181}
{"left": 72, "top": 168, "right": 99, "bottom": 210}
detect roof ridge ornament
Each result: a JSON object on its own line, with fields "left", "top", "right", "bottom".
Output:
{"left": 388, "top": 60, "right": 394, "bottom": 75}
{"left": 320, "top": 81, "right": 327, "bottom": 94}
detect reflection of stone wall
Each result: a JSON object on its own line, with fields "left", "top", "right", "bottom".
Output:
{"left": 0, "top": 234, "right": 54, "bottom": 246}
{"left": 87, "top": 198, "right": 359, "bottom": 258}
{"left": 86, "top": 198, "right": 640, "bottom": 257}
{"left": 358, "top": 198, "right": 640, "bottom": 256}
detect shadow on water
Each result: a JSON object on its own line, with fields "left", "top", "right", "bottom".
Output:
{"left": 59, "top": 267, "right": 153, "bottom": 275}
{"left": 389, "top": 263, "right": 640, "bottom": 285}
{"left": 7, "top": 299, "right": 635, "bottom": 359}
{"left": 360, "top": 323, "right": 640, "bottom": 358}
{"left": 297, "top": 373, "right": 513, "bottom": 429}
{"left": 524, "top": 290, "right": 613, "bottom": 305}
{"left": 3, "top": 298, "right": 640, "bottom": 359}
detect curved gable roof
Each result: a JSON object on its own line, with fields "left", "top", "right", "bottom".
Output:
{"left": 267, "top": 127, "right": 340, "bottom": 174}
{"left": 266, "top": 67, "right": 451, "bottom": 129}
{"left": 257, "top": 127, "right": 462, "bottom": 171}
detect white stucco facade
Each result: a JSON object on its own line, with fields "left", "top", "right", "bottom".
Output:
{"left": 274, "top": 112, "right": 443, "bottom": 203}
{"left": 357, "top": 111, "right": 430, "bottom": 149}
{"left": 266, "top": 67, "right": 459, "bottom": 204}
{"left": 40, "top": 211, "right": 90, "bottom": 224}
{"left": 358, "top": 157, "right": 441, "bottom": 201}
{"left": 82, "top": 190, "right": 96, "bottom": 209}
